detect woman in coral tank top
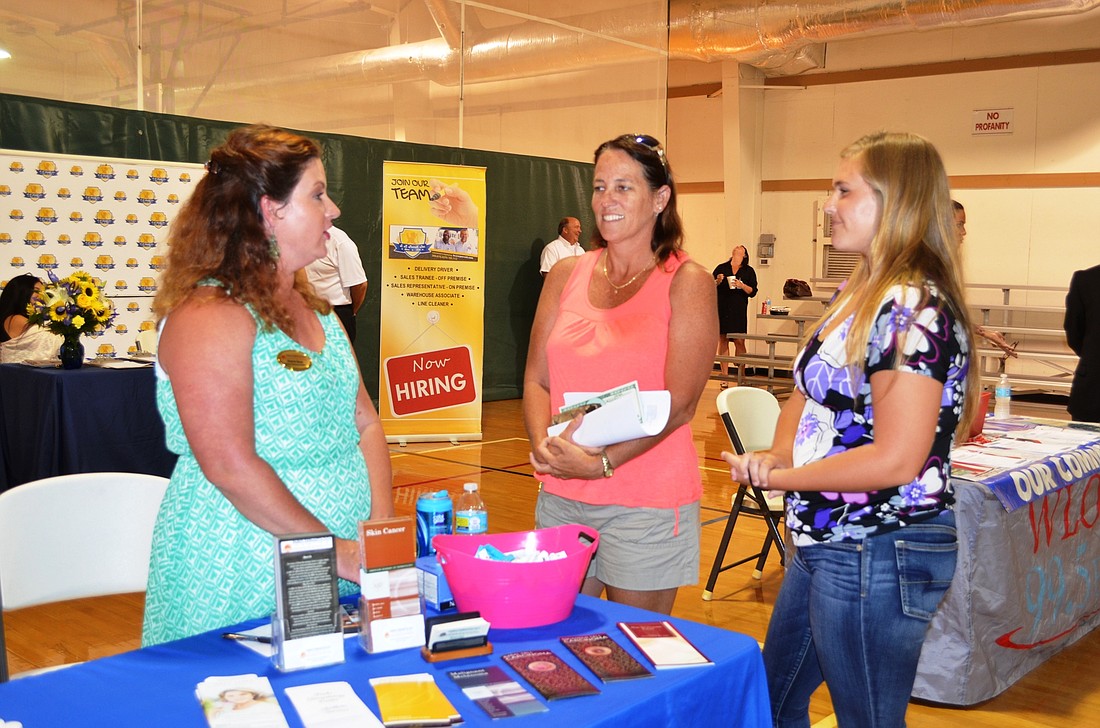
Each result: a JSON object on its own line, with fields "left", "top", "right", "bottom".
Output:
{"left": 523, "top": 134, "right": 716, "bottom": 614}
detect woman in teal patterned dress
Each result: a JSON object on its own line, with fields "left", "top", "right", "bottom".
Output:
{"left": 142, "top": 126, "right": 393, "bottom": 646}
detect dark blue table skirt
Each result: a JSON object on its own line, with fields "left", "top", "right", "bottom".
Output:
{"left": 0, "top": 595, "right": 770, "bottom": 727}
{"left": 0, "top": 363, "right": 176, "bottom": 491}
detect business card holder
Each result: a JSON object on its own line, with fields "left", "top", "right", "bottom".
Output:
{"left": 419, "top": 611, "right": 492, "bottom": 663}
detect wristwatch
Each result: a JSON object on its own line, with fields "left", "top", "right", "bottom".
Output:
{"left": 600, "top": 451, "right": 614, "bottom": 479}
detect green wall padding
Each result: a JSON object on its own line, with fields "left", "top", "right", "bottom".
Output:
{"left": 0, "top": 93, "right": 595, "bottom": 402}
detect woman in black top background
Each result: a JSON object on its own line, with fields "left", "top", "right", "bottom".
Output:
{"left": 713, "top": 244, "right": 758, "bottom": 378}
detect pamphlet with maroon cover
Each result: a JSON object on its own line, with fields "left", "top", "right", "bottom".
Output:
{"left": 616, "top": 621, "right": 712, "bottom": 669}
{"left": 501, "top": 649, "right": 600, "bottom": 701}
{"left": 559, "top": 633, "right": 653, "bottom": 682}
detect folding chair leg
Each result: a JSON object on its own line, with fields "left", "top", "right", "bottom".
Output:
{"left": 702, "top": 485, "right": 750, "bottom": 600}
{"left": 753, "top": 485, "right": 787, "bottom": 568}
{"left": 751, "top": 530, "right": 776, "bottom": 580}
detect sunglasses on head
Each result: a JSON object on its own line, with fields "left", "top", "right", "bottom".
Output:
{"left": 618, "top": 133, "right": 670, "bottom": 185}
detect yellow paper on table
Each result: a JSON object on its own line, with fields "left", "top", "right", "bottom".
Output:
{"left": 368, "top": 673, "right": 461, "bottom": 726}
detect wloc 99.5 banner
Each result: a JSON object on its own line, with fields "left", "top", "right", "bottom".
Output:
{"left": 0, "top": 149, "right": 202, "bottom": 357}
{"left": 379, "top": 161, "right": 486, "bottom": 443}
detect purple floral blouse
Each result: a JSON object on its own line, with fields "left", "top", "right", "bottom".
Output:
{"left": 787, "top": 283, "right": 970, "bottom": 545}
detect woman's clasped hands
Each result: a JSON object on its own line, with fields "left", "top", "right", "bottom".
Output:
{"left": 721, "top": 449, "right": 789, "bottom": 496}
{"left": 529, "top": 414, "right": 605, "bottom": 481}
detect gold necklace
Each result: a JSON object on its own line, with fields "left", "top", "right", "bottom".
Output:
{"left": 602, "top": 252, "right": 656, "bottom": 292}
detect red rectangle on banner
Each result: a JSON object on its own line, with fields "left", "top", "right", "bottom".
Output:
{"left": 384, "top": 346, "right": 477, "bottom": 416}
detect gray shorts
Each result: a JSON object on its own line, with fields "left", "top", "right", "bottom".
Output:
{"left": 535, "top": 490, "right": 700, "bottom": 591}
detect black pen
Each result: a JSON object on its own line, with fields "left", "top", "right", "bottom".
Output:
{"left": 222, "top": 631, "right": 272, "bottom": 644}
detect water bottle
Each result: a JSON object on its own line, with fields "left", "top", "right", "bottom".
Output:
{"left": 454, "top": 482, "right": 488, "bottom": 536}
{"left": 994, "top": 373, "right": 1012, "bottom": 419}
{"left": 415, "top": 490, "right": 453, "bottom": 557}
{"left": 763, "top": 296, "right": 771, "bottom": 315}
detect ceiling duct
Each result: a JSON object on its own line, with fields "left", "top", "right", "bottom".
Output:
{"left": 669, "top": 0, "right": 1100, "bottom": 69}
{"left": 173, "top": 0, "right": 1100, "bottom": 93}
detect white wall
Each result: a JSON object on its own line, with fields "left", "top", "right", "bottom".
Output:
{"left": 756, "top": 61, "right": 1100, "bottom": 300}
{"left": 670, "top": 17, "right": 1100, "bottom": 363}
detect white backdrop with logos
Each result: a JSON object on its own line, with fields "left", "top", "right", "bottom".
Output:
{"left": 0, "top": 149, "right": 201, "bottom": 358}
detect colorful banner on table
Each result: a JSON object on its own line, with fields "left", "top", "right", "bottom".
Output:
{"left": 983, "top": 439, "right": 1100, "bottom": 511}
{"left": 0, "top": 148, "right": 202, "bottom": 357}
{"left": 954, "top": 419, "right": 1100, "bottom": 511}
{"left": 378, "top": 161, "right": 486, "bottom": 442}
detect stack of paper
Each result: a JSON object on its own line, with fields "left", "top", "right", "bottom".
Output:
{"left": 368, "top": 673, "right": 462, "bottom": 726}
{"left": 546, "top": 381, "right": 671, "bottom": 448}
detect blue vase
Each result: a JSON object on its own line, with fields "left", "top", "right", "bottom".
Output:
{"left": 59, "top": 334, "right": 84, "bottom": 370}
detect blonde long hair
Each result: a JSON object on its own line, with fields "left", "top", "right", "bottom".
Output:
{"left": 820, "top": 131, "right": 978, "bottom": 439}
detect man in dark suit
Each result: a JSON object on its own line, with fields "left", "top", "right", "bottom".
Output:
{"left": 1064, "top": 264, "right": 1100, "bottom": 422}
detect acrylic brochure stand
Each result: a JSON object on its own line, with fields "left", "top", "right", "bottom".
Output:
{"left": 271, "top": 614, "right": 345, "bottom": 672}
{"left": 271, "top": 532, "right": 345, "bottom": 672}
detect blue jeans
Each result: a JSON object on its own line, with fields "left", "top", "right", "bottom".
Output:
{"left": 763, "top": 510, "right": 957, "bottom": 728}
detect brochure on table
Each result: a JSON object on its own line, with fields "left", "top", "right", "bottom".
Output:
{"left": 617, "top": 621, "right": 712, "bottom": 669}
{"left": 271, "top": 533, "right": 344, "bottom": 672}
{"left": 196, "top": 674, "right": 290, "bottom": 728}
{"left": 949, "top": 418, "right": 1100, "bottom": 511}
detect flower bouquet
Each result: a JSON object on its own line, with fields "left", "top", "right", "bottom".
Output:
{"left": 26, "top": 270, "right": 118, "bottom": 369}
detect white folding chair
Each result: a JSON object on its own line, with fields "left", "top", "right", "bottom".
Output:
{"left": 0, "top": 472, "right": 168, "bottom": 682}
{"left": 702, "top": 387, "right": 786, "bottom": 600}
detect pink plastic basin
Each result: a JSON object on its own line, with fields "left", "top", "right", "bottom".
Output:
{"left": 433, "top": 524, "right": 599, "bottom": 629}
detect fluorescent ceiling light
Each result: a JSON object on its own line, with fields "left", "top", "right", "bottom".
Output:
{"left": 0, "top": 49, "right": 10, "bottom": 60}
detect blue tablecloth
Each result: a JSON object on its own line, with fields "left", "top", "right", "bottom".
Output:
{"left": 0, "top": 595, "right": 770, "bottom": 727}
{"left": 0, "top": 363, "right": 176, "bottom": 491}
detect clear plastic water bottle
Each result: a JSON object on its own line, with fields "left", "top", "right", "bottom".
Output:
{"left": 764, "top": 296, "right": 771, "bottom": 314}
{"left": 994, "top": 373, "right": 1012, "bottom": 419}
{"left": 454, "top": 482, "right": 488, "bottom": 535}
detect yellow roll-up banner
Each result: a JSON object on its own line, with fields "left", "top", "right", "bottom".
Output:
{"left": 379, "top": 161, "right": 486, "bottom": 443}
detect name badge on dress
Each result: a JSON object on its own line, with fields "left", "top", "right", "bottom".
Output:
{"left": 277, "top": 350, "right": 312, "bottom": 371}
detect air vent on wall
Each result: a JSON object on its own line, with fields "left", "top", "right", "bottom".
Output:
{"left": 822, "top": 244, "right": 860, "bottom": 278}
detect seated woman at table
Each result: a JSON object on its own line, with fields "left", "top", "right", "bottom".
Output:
{"left": 723, "top": 131, "right": 978, "bottom": 726}
{"left": 141, "top": 125, "right": 394, "bottom": 646}
{"left": 0, "top": 274, "right": 62, "bottom": 364}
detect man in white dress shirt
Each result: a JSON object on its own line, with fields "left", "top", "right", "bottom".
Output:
{"left": 539, "top": 217, "right": 583, "bottom": 276}
{"left": 305, "top": 224, "right": 367, "bottom": 343}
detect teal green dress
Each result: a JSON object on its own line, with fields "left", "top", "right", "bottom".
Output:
{"left": 142, "top": 305, "right": 371, "bottom": 646}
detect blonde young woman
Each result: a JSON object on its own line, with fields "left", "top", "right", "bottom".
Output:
{"left": 724, "top": 131, "right": 978, "bottom": 726}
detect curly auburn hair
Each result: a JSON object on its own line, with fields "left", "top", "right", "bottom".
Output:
{"left": 154, "top": 125, "right": 329, "bottom": 332}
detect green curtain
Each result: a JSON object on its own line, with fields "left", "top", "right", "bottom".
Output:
{"left": 0, "top": 92, "right": 593, "bottom": 401}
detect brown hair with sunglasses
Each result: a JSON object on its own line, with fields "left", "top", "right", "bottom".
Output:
{"left": 590, "top": 134, "right": 685, "bottom": 265}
